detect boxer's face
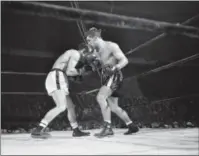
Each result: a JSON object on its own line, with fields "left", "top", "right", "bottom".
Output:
{"left": 86, "top": 35, "right": 98, "bottom": 47}
{"left": 80, "top": 44, "right": 94, "bottom": 57}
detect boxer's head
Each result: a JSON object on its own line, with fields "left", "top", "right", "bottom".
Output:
{"left": 78, "top": 42, "right": 94, "bottom": 56}
{"left": 78, "top": 42, "right": 100, "bottom": 68}
{"left": 85, "top": 27, "right": 102, "bottom": 48}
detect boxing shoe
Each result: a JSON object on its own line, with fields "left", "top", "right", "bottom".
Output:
{"left": 31, "top": 125, "right": 51, "bottom": 139}
{"left": 94, "top": 122, "right": 114, "bottom": 138}
{"left": 124, "top": 123, "right": 139, "bottom": 135}
{"left": 72, "top": 128, "right": 90, "bottom": 137}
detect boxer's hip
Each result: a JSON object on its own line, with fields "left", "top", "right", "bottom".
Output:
{"left": 101, "top": 66, "right": 123, "bottom": 91}
{"left": 45, "top": 68, "right": 69, "bottom": 95}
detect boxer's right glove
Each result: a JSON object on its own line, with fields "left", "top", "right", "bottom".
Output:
{"left": 84, "top": 53, "right": 98, "bottom": 65}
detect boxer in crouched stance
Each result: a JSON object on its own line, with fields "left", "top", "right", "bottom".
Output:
{"left": 31, "top": 44, "right": 96, "bottom": 139}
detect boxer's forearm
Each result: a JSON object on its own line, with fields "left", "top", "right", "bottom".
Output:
{"left": 110, "top": 42, "right": 129, "bottom": 70}
{"left": 66, "top": 68, "right": 82, "bottom": 76}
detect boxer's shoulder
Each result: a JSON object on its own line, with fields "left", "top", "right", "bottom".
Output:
{"left": 67, "top": 49, "right": 81, "bottom": 60}
{"left": 67, "top": 49, "right": 79, "bottom": 55}
{"left": 106, "top": 41, "right": 119, "bottom": 48}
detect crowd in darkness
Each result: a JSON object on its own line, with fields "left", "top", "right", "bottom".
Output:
{"left": 1, "top": 93, "right": 197, "bottom": 133}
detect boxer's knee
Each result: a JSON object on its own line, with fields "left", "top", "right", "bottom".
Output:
{"left": 110, "top": 104, "right": 120, "bottom": 113}
{"left": 109, "top": 101, "right": 123, "bottom": 114}
{"left": 109, "top": 105, "right": 116, "bottom": 112}
{"left": 67, "top": 103, "right": 75, "bottom": 111}
{"left": 97, "top": 86, "right": 112, "bottom": 102}
{"left": 56, "top": 104, "right": 67, "bottom": 113}
{"left": 97, "top": 94, "right": 110, "bottom": 110}
{"left": 96, "top": 93, "right": 106, "bottom": 104}
{"left": 65, "top": 95, "right": 75, "bottom": 111}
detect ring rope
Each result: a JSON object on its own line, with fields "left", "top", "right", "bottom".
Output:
{"left": 78, "top": 53, "right": 199, "bottom": 94}
{"left": 73, "top": 1, "right": 87, "bottom": 35}
{"left": 79, "top": 15, "right": 199, "bottom": 94}
{"left": 2, "top": 91, "right": 198, "bottom": 107}
{"left": 1, "top": 71, "right": 47, "bottom": 76}
{"left": 4, "top": 1, "right": 199, "bottom": 39}
{"left": 2, "top": 54, "right": 198, "bottom": 95}
{"left": 151, "top": 93, "right": 199, "bottom": 104}
{"left": 70, "top": 1, "right": 102, "bottom": 79}
{"left": 70, "top": 1, "right": 87, "bottom": 43}
{"left": 1, "top": 92, "right": 47, "bottom": 95}
{"left": 126, "top": 53, "right": 199, "bottom": 80}
{"left": 126, "top": 14, "right": 199, "bottom": 56}
{"left": 3, "top": 16, "right": 196, "bottom": 79}
{"left": 2, "top": 2, "right": 199, "bottom": 97}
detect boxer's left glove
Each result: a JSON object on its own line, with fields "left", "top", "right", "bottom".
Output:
{"left": 83, "top": 53, "right": 101, "bottom": 72}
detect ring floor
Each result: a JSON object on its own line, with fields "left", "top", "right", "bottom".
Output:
{"left": 1, "top": 128, "right": 198, "bottom": 155}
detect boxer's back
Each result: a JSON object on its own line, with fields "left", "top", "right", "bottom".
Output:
{"left": 52, "top": 49, "right": 79, "bottom": 71}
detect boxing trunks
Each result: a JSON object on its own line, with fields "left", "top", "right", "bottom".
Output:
{"left": 45, "top": 68, "right": 69, "bottom": 96}
{"left": 101, "top": 65, "right": 123, "bottom": 97}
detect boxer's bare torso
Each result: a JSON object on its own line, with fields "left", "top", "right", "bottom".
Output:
{"left": 95, "top": 41, "right": 125, "bottom": 69}
{"left": 52, "top": 49, "right": 81, "bottom": 76}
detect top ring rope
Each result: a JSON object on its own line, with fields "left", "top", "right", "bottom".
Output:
{"left": 3, "top": 1, "right": 199, "bottom": 39}
{"left": 126, "top": 14, "right": 199, "bottom": 56}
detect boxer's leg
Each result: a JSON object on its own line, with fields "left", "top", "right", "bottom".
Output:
{"left": 32, "top": 90, "right": 90, "bottom": 138}
{"left": 65, "top": 95, "right": 90, "bottom": 137}
{"left": 65, "top": 95, "right": 77, "bottom": 129}
{"left": 37, "top": 71, "right": 67, "bottom": 128}
{"left": 40, "top": 90, "right": 67, "bottom": 128}
{"left": 108, "top": 97, "right": 132, "bottom": 125}
{"left": 31, "top": 70, "right": 89, "bottom": 138}
{"left": 108, "top": 97, "right": 139, "bottom": 135}
{"left": 31, "top": 90, "right": 67, "bottom": 138}
{"left": 95, "top": 77, "right": 115, "bottom": 138}
{"left": 96, "top": 86, "right": 112, "bottom": 124}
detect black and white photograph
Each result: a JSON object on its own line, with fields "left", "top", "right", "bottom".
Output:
{"left": 1, "top": 1, "right": 199, "bottom": 155}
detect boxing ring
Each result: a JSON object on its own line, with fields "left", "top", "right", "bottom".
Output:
{"left": 2, "top": 128, "right": 198, "bottom": 155}
{"left": 1, "top": 1, "right": 199, "bottom": 155}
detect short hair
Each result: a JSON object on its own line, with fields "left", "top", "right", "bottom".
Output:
{"left": 78, "top": 42, "right": 88, "bottom": 50}
{"left": 78, "top": 42, "right": 94, "bottom": 54}
{"left": 85, "top": 27, "right": 101, "bottom": 38}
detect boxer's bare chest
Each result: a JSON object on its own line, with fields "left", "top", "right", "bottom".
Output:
{"left": 97, "top": 44, "right": 117, "bottom": 66}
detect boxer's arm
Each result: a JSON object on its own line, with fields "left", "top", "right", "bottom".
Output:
{"left": 111, "top": 43, "right": 128, "bottom": 70}
{"left": 66, "top": 52, "right": 84, "bottom": 76}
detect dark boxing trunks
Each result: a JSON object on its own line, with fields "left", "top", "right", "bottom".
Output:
{"left": 101, "top": 65, "right": 123, "bottom": 97}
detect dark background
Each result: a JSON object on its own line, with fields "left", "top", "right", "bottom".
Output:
{"left": 1, "top": 1, "right": 199, "bottom": 130}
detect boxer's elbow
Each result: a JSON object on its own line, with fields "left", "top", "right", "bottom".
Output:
{"left": 66, "top": 69, "right": 79, "bottom": 76}
{"left": 66, "top": 70, "right": 73, "bottom": 76}
{"left": 120, "top": 57, "right": 128, "bottom": 68}
{"left": 124, "top": 57, "right": 129, "bottom": 66}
